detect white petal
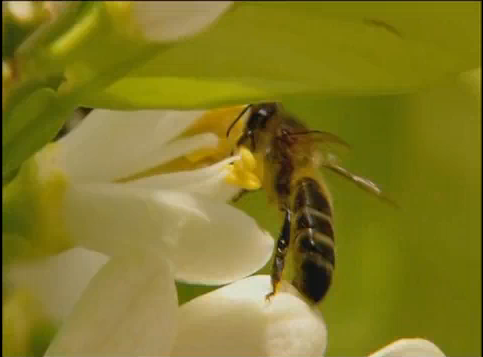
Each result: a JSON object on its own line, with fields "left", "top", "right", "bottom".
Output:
{"left": 63, "top": 183, "right": 172, "bottom": 258}
{"left": 126, "top": 156, "right": 242, "bottom": 201}
{"left": 171, "top": 275, "right": 327, "bottom": 357}
{"left": 124, "top": 132, "right": 219, "bottom": 179}
{"left": 55, "top": 109, "right": 206, "bottom": 182}
{"left": 157, "top": 191, "right": 274, "bottom": 284}
{"left": 132, "top": 1, "right": 232, "bottom": 43}
{"left": 45, "top": 252, "right": 177, "bottom": 356}
{"left": 64, "top": 183, "right": 273, "bottom": 284}
{"left": 7, "top": 248, "right": 108, "bottom": 322}
{"left": 368, "top": 338, "right": 446, "bottom": 357}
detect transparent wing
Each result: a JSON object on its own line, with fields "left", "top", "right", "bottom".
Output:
{"left": 289, "top": 130, "right": 351, "bottom": 151}
{"left": 287, "top": 130, "right": 352, "bottom": 166}
{"left": 322, "top": 158, "right": 399, "bottom": 209}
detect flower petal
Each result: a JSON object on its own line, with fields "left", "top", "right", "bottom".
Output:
{"left": 63, "top": 183, "right": 172, "bottom": 258}
{"left": 171, "top": 275, "right": 327, "bottom": 357}
{"left": 126, "top": 156, "right": 241, "bottom": 201}
{"left": 368, "top": 338, "right": 446, "bottom": 357}
{"left": 64, "top": 183, "right": 273, "bottom": 284}
{"left": 7, "top": 248, "right": 108, "bottom": 322}
{"left": 124, "top": 132, "right": 219, "bottom": 179}
{"left": 55, "top": 109, "right": 206, "bottom": 182}
{"left": 45, "top": 252, "right": 177, "bottom": 356}
{"left": 156, "top": 191, "right": 274, "bottom": 284}
{"left": 132, "top": 1, "right": 233, "bottom": 43}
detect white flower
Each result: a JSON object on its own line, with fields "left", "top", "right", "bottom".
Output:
{"left": 171, "top": 275, "right": 446, "bottom": 357}
{"left": 368, "top": 339, "right": 445, "bottom": 357}
{"left": 130, "top": 1, "right": 233, "bottom": 43}
{"left": 7, "top": 105, "right": 274, "bottom": 355}
{"left": 10, "top": 249, "right": 446, "bottom": 356}
{"left": 8, "top": 248, "right": 109, "bottom": 322}
{"left": 33, "top": 107, "right": 273, "bottom": 284}
{"left": 171, "top": 275, "right": 328, "bottom": 357}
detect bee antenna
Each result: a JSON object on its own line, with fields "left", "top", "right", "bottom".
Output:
{"left": 226, "top": 105, "right": 252, "bottom": 138}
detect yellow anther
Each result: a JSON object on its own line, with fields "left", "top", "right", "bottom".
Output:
{"left": 224, "top": 154, "right": 262, "bottom": 191}
{"left": 243, "top": 172, "right": 262, "bottom": 190}
{"left": 239, "top": 146, "right": 257, "bottom": 172}
{"left": 244, "top": 179, "right": 262, "bottom": 191}
{"left": 224, "top": 170, "right": 240, "bottom": 186}
{"left": 232, "top": 157, "right": 245, "bottom": 172}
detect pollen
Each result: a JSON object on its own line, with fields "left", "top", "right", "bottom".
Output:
{"left": 224, "top": 147, "right": 262, "bottom": 191}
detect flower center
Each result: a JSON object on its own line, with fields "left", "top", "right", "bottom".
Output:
{"left": 224, "top": 146, "right": 262, "bottom": 190}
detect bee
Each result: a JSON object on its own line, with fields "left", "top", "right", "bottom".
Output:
{"left": 226, "top": 102, "right": 395, "bottom": 304}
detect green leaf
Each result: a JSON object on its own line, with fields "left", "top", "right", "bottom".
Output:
{"left": 82, "top": 2, "right": 481, "bottom": 109}
{"left": 3, "top": 88, "right": 56, "bottom": 148}
{"left": 81, "top": 77, "right": 283, "bottom": 109}
{"left": 2, "top": 87, "right": 78, "bottom": 181}
{"left": 4, "top": 88, "right": 53, "bottom": 178}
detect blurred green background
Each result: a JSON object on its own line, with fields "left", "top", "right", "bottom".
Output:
{"left": 180, "top": 74, "right": 481, "bottom": 356}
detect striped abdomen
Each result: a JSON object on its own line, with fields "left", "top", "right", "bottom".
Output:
{"left": 291, "top": 177, "right": 335, "bottom": 303}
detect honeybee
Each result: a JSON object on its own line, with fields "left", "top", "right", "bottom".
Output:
{"left": 226, "top": 102, "right": 395, "bottom": 304}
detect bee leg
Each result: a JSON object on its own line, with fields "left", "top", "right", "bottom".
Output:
{"left": 266, "top": 209, "right": 292, "bottom": 302}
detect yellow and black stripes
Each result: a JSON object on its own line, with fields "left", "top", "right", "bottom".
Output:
{"left": 293, "top": 177, "right": 332, "bottom": 216}
{"left": 291, "top": 177, "right": 335, "bottom": 303}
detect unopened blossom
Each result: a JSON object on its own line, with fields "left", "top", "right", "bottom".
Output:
{"left": 368, "top": 339, "right": 445, "bottom": 357}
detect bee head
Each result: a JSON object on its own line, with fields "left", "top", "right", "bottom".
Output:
{"left": 231, "top": 102, "right": 278, "bottom": 151}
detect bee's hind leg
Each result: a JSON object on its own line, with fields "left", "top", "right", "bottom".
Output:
{"left": 266, "top": 209, "right": 292, "bottom": 301}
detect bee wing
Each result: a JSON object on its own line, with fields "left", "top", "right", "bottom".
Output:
{"left": 322, "top": 161, "right": 399, "bottom": 209}
{"left": 289, "top": 130, "right": 352, "bottom": 164}
{"left": 290, "top": 130, "right": 351, "bottom": 150}
{"left": 288, "top": 130, "right": 398, "bottom": 208}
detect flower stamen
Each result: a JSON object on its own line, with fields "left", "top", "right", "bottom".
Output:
{"left": 224, "top": 146, "right": 262, "bottom": 191}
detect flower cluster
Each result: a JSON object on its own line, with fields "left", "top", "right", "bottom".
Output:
{"left": 3, "top": 1, "right": 479, "bottom": 356}
{"left": 6, "top": 106, "right": 445, "bottom": 357}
